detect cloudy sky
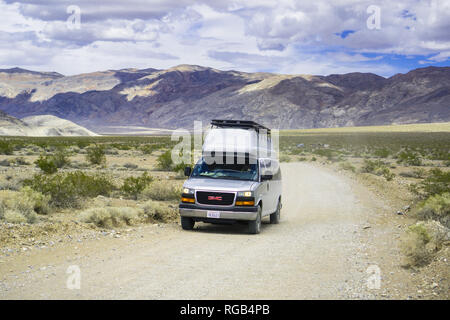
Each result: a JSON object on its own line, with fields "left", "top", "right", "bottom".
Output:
{"left": 1, "top": 0, "right": 449, "bottom": 76}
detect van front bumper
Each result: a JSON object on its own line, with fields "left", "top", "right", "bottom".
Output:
{"left": 179, "top": 203, "right": 258, "bottom": 221}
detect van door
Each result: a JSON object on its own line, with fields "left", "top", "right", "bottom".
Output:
{"left": 264, "top": 158, "right": 277, "bottom": 213}
{"left": 260, "top": 158, "right": 275, "bottom": 215}
{"left": 271, "top": 159, "right": 282, "bottom": 209}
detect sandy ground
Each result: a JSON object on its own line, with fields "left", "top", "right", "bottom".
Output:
{"left": 0, "top": 162, "right": 441, "bottom": 299}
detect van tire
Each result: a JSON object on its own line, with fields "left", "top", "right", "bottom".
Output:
{"left": 248, "top": 206, "right": 262, "bottom": 234}
{"left": 181, "top": 217, "right": 195, "bottom": 230}
{"left": 270, "top": 200, "right": 281, "bottom": 224}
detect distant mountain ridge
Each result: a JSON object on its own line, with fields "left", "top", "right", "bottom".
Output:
{"left": 0, "top": 111, "right": 98, "bottom": 136}
{"left": 0, "top": 65, "right": 449, "bottom": 131}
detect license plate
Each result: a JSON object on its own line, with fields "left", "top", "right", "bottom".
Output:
{"left": 207, "top": 211, "right": 220, "bottom": 218}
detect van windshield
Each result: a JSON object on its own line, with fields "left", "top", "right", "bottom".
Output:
{"left": 191, "top": 159, "right": 258, "bottom": 181}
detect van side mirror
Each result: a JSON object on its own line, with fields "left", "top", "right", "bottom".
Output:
{"left": 184, "top": 166, "right": 192, "bottom": 177}
{"left": 261, "top": 173, "right": 273, "bottom": 181}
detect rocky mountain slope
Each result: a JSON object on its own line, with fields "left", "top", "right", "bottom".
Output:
{"left": 0, "top": 111, "right": 97, "bottom": 136}
{"left": 0, "top": 65, "right": 448, "bottom": 131}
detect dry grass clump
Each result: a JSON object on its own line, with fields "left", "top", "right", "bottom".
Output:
{"left": 140, "top": 200, "right": 177, "bottom": 222}
{"left": 0, "top": 187, "right": 49, "bottom": 224}
{"left": 79, "top": 207, "right": 144, "bottom": 228}
{"left": 414, "top": 193, "right": 450, "bottom": 228}
{"left": 401, "top": 220, "right": 449, "bottom": 267}
{"left": 140, "top": 181, "right": 181, "bottom": 201}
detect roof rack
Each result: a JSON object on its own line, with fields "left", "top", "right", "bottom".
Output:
{"left": 210, "top": 119, "right": 271, "bottom": 135}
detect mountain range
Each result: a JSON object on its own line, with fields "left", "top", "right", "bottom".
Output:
{"left": 0, "top": 65, "right": 449, "bottom": 132}
{"left": 0, "top": 111, "right": 97, "bottom": 136}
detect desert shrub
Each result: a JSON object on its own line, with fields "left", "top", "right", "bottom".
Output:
{"left": 140, "top": 200, "right": 177, "bottom": 222}
{"left": 415, "top": 193, "right": 450, "bottom": 228}
{"left": 339, "top": 161, "right": 356, "bottom": 172}
{"left": 399, "top": 168, "right": 426, "bottom": 179}
{"left": 13, "top": 157, "right": 30, "bottom": 166}
{"left": 3, "top": 210, "right": 28, "bottom": 224}
{"left": 24, "top": 171, "right": 115, "bottom": 208}
{"left": 156, "top": 150, "right": 173, "bottom": 170}
{"left": 411, "top": 168, "right": 450, "bottom": 198}
{"left": 373, "top": 148, "right": 391, "bottom": 158}
{"left": 141, "top": 181, "right": 181, "bottom": 201}
{"left": 19, "top": 186, "right": 51, "bottom": 215}
{"left": 121, "top": 172, "right": 153, "bottom": 199}
{"left": 401, "top": 221, "right": 449, "bottom": 267}
{"left": 0, "top": 159, "right": 10, "bottom": 167}
{"left": 361, "top": 159, "right": 395, "bottom": 181}
{"left": 0, "top": 192, "right": 38, "bottom": 223}
{"left": 123, "top": 162, "right": 138, "bottom": 169}
{"left": 140, "top": 144, "right": 163, "bottom": 155}
{"left": 396, "top": 150, "right": 422, "bottom": 166}
{"left": 361, "top": 159, "right": 386, "bottom": 173}
{"left": 0, "top": 140, "right": 13, "bottom": 155}
{"left": 279, "top": 154, "right": 291, "bottom": 163}
{"left": 313, "top": 149, "right": 335, "bottom": 160}
{"left": 35, "top": 155, "right": 58, "bottom": 174}
{"left": 86, "top": 144, "right": 106, "bottom": 166}
{"left": 80, "top": 207, "right": 144, "bottom": 228}
{"left": 52, "top": 147, "right": 71, "bottom": 168}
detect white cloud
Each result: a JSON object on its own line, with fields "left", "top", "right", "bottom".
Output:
{"left": 0, "top": 0, "right": 449, "bottom": 76}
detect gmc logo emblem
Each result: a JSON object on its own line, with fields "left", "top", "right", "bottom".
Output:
{"left": 208, "top": 196, "right": 222, "bottom": 201}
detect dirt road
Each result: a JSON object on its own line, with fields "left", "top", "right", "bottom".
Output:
{"left": 0, "top": 162, "right": 413, "bottom": 299}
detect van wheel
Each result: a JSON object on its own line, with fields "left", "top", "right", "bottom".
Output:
{"left": 248, "top": 206, "right": 262, "bottom": 234}
{"left": 181, "top": 217, "right": 195, "bottom": 230}
{"left": 270, "top": 200, "right": 281, "bottom": 224}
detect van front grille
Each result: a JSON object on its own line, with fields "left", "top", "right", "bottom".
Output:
{"left": 196, "top": 191, "right": 235, "bottom": 206}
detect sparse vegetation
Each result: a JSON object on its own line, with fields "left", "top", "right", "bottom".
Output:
{"left": 24, "top": 171, "right": 115, "bottom": 208}
{"left": 401, "top": 220, "right": 449, "bottom": 267}
{"left": 86, "top": 144, "right": 106, "bottom": 166}
{"left": 141, "top": 181, "right": 181, "bottom": 201}
{"left": 80, "top": 207, "right": 144, "bottom": 228}
{"left": 140, "top": 200, "right": 177, "bottom": 222}
{"left": 414, "top": 193, "right": 450, "bottom": 228}
{"left": 120, "top": 172, "right": 153, "bottom": 200}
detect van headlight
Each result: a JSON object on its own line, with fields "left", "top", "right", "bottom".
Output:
{"left": 237, "top": 191, "right": 253, "bottom": 197}
{"left": 183, "top": 188, "right": 194, "bottom": 194}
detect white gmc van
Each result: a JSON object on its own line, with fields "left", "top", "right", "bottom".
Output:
{"left": 179, "top": 120, "right": 282, "bottom": 234}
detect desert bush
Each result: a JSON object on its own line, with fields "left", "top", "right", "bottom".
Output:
{"left": 123, "top": 162, "right": 138, "bottom": 169}
{"left": 141, "top": 181, "right": 181, "bottom": 201}
{"left": 35, "top": 155, "right": 58, "bottom": 174}
{"left": 399, "top": 168, "right": 426, "bottom": 179}
{"left": 396, "top": 150, "right": 422, "bottom": 166}
{"left": 373, "top": 148, "right": 391, "bottom": 158}
{"left": 0, "top": 140, "right": 13, "bottom": 155}
{"left": 401, "top": 221, "right": 449, "bottom": 267}
{"left": 52, "top": 147, "right": 71, "bottom": 168}
{"left": 140, "top": 144, "right": 164, "bottom": 155}
{"left": 156, "top": 150, "right": 173, "bottom": 170}
{"left": 121, "top": 172, "right": 153, "bottom": 199}
{"left": 86, "top": 144, "right": 106, "bottom": 166}
{"left": 12, "top": 157, "right": 29, "bottom": 166}
{"left": 313, "top": 149, "right": 335, "bottom": 160}
{"left": 0, "top": 191, "right": 38, "bottom": 223}
{"left": 80, "top": 207, "right": 144, "bottom": 228}
{"left": 411, "top": 168, "right": 450, "bottom": 198}
{"left": 339, "top": 161, "right": 356, "bottom": 172}
{"left": 140, "top": 200, "right": 177, "bottom": 222}
{"left": 0, "top": 159, "right": 10, "bottom": 167}
{"left": 415, "top": 193, "right": 450, "bottom": 228}
{"left": 24, "top": 171, "right": 115, "bottom": 208}
{"left": 361, "top": 159, "right": 395, "bottom": 181}
{"left": 19, "top": 186, "right": 51, "bottom": 215}
{"left": 279, "top": 154, "right": 291, "bottom": 163}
